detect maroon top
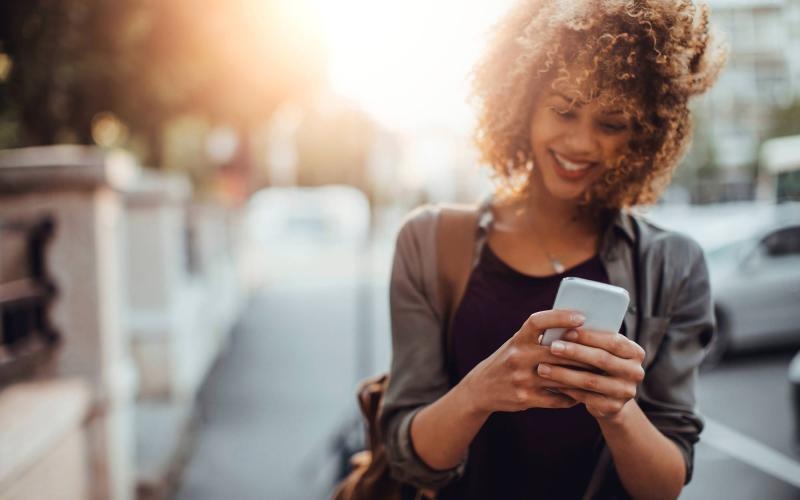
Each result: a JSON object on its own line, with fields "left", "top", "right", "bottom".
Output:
{"left": 439, "top": 242, "right": 617, "bottom": 500}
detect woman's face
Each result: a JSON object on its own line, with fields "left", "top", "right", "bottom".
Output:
{"left": 528, "top": 80, "right": 633, "bottom": 203}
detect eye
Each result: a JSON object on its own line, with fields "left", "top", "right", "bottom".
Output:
{"left": 599, "top": 122, "right": 628, "bottom": 133}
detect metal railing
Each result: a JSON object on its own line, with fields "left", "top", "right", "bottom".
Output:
{"left": 0, "top": 216, "right": 59, "bottom": 386}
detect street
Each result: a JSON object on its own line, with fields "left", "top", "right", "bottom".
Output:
{"left": 176, "top": 222, "right": 800, "bottom": 500}
{"left": 683, "top": 350, "right": 800, "bottom": 499}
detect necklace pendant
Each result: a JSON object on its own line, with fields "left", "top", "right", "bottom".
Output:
{"left": 551, "top": 258, "right": 566, "bottom": 274}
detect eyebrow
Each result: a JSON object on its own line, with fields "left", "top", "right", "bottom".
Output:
{"left": 551, "top": 91, "right": 580, "bottom": 105}
{"left": 550, "top": 91, "right": 626, "bottom": 116}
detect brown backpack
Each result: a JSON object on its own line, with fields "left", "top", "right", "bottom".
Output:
{"left": 332, "top": 205, "right": 480, "bottom": 500}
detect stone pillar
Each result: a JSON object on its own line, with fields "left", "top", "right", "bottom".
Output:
{"left": 0, "top": 145, "right": 139, "bottom": 500}
{"left": 123, "top": 169, "right": 244, "bottom": 499}
{"left": 0, "top": 379, "right": 91, "bottom": 500}
{"left": 123, "top": 171, "right": 198, "bottom": 401}
{"left": 188, "top": 202, "right": 242, "bottom": 368}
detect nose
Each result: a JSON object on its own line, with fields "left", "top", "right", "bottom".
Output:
{"left": 563, "top": 120, "right": 599, "bottom": 158}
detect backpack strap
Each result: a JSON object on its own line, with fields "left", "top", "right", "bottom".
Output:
{"left": 335, "top": 204, "right": 481, "bottom": 500}
{"left": 435, "top": 204, "right": 481, "bottom": 362}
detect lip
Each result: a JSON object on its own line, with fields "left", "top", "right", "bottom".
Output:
{"left": 549, "top": 150, "right": 598, "bottom": 181}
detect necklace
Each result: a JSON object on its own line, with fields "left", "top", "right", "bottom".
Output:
{"left": 544, "top": 249, "right": 566, "bottom": 274}
{"left": 525, "top": 212, "right": 569, "bottom": 274}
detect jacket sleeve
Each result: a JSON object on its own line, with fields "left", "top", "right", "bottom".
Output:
{"left": 377, "top": 206, "right": 467, "bottom": 490}
{"left": 637, "top": 237, "right": 715, "bottom": 485}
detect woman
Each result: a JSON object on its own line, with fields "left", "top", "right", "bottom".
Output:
{"left": 378, "top": 1, "right": 727, "bottom": 499}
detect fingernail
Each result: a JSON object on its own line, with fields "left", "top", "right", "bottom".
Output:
{"left": 565, "top": 330, "right": 579, "bottom": 341}
{"left": 572, "top": 313, "right": 586, "bottom": 324}
{"left": 538, "top": 363, "right": 551, "bottom": 375}
{"left": 551, "top": 341, "right": 565, "bottom": 353}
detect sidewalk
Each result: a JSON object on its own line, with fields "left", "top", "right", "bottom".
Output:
{"left": 174, "top": 243, "right": 391, "bottom": 500}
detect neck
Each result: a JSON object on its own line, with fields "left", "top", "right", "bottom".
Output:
{"left": 521, "top": 182, "right": 599, "bottom": 243}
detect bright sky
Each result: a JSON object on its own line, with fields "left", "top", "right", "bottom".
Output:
{"left": 310, "top": 0, "right": 515, "bottom": 134}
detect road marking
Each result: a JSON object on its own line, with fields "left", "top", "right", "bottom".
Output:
{"left": 702, "top": 416, "right": 800, "bottom": 488}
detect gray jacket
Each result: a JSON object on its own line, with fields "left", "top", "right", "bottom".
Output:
{"left": 377, "top": 197, "right": 715, "bottom": 497}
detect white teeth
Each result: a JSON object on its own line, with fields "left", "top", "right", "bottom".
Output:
{"left": 553, "top": 152, "right": 593, "bottom": 171}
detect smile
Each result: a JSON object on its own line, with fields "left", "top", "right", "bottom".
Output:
{"left": 552, "top": 151, "right": 597, "bottom": 171}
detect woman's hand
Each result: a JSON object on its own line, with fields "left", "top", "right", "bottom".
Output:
{"left": 459, "top": 310, "right": 594, "bottom": 415}
{"left": 536, "top": 328, "right": 646, "bottom": 421}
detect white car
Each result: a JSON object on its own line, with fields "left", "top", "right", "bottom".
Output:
{"left": 705, "top": 219, "right": 800, "bottom": 363}
{"left": 246, "top": 185, "right": 371, "bottom": 251}
{"left": 244, "top": 185, "right": 372, "bottom": 284}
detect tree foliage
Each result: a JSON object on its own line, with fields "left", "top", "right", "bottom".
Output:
{"left": 0, "top": 0, "right": 325, "bottom": 165}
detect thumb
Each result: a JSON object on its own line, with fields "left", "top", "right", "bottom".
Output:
{"left": 518, "top": 310, "right": 585, "bottom": 344}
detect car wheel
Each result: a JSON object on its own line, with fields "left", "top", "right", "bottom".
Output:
{"left": 792, "top": 352, "right": 800, "bottom": 443}
{"left": 702, "top": 307, "right": 730, "bottom": 370}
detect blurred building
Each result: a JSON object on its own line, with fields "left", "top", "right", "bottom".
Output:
{"left": 690, "top": 0, "right": 800, "bottom": 201}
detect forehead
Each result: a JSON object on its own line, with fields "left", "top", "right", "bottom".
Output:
{"left": 547, "top": 72, "right": 639, "bottom": 113}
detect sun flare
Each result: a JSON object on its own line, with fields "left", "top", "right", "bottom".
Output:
{"left": 310, "top": 0, "right": 514, "bottom": 133}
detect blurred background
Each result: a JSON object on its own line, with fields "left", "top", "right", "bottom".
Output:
{"left": 0, "top": 0, "right": 799, "bottom": 499}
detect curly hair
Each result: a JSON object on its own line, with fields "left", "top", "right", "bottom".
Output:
{"left": 470, "top": 0, "right": 728, "bottom": 209}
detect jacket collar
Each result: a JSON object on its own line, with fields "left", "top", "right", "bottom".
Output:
{"left": 608, "top": 208, "right": 636, "bottom": 244}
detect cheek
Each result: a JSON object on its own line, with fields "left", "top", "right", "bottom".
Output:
{"left": 530, "top": 111, "right": 562, "bottom": 146}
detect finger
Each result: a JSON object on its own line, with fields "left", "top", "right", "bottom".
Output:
{"left": 537, "top": 363, "right": 636, "bottom": 400}
{"left": 509, "top": 344, "right": 595, "bottom": 372}
{"left": 560, "top": 388, "right": 626, "bottom": 417}
{"left": 511, "top": 365, "right": 581, "bottom": 390}
{"left": 536, "top": 389, "right": 579, "bottom": 409}
{"left": 558, "top": 388, "right": 586, "bottom": 404}
{"left": 567, "top": 328, "right": 646, "bottom": 361}
{"left": 549, "top": 340, "right": 645, "bottom": 382}
{"left": 518, "top": 310, "right": 585, "bottom": 343}
{"left": 534, "top": 346, "right": 596, "bottom": 371}
{"left": 539, "top": 380, "right": 575, "bottom": 390}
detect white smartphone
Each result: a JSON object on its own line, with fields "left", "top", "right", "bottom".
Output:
{"left": 540, "top": 277, "right": 630, "bottom": 346}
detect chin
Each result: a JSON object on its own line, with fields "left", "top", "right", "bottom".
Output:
{"left": 538, "top": 172, "right": 590, "bottom": 202}
{"left": 548, "top": 187, "right": 587, "bottom": 203}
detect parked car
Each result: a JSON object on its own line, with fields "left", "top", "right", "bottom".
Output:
{"left": 243, "top": 185, "right": 372, "bottom": 285}
{"left": 646, "top": 202, "right": 800, "bottom": 366}
{"left": 705, "top": 219, "right": 800, "bottom": 364}
{"left": 246, "top": 185, "right": 371, "bottom": 251}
